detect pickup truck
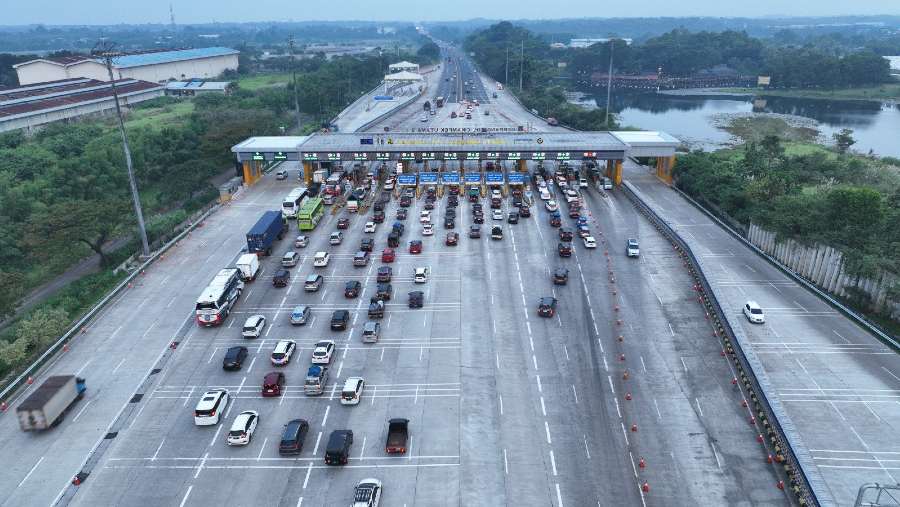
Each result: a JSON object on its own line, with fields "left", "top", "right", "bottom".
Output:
{"left": 304, "top": 365, "right": 328, "bottom": 396}
{"left": 246, "top": 210, "right": 288, "bottom": 256}
{"left": 17, "top": 375, "right": 86, "bottom": 431}
{"left": 385, "top": 418, "right": 409, "bottom": 454}
{"left": 368, "top": 297, "right": 385, "bottom": 319}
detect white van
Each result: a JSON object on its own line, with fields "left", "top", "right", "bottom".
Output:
{"left": 340, "top": 377, "right": 365, "bottom": 405}
{"left": 313, "top": 251, "right": 330, "bottom": 267}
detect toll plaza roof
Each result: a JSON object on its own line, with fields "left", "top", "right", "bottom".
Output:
{"left": 231, "top": 136, "right": 308, "bottom": 161}
{"left": 611, "top": 131, "right": 680, "bottom": 158}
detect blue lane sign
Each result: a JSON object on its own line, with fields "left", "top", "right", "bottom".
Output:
{"left": 419, "top": 172, "right": 439, "bottom": 184}
{"left": 464, "top": 172, "right": 482, "bottom": 184}
{"left": 397, "top": 174, "right": 417, "bottom": 185}
{"left": 507, "top": 173, "right": 525, "bottom": 183}
{"left": 441, "top": 172, "right": 460, "bottom": 184}
{"left": 486, "top": 172, "right": 504, "bottom": 183}
{"left": 373, "top": 95, "right": 394, "bottom": 101}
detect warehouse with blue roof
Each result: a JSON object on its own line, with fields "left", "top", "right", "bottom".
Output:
{"left": 13, "top": 47, "right": 239, "bottom": 86}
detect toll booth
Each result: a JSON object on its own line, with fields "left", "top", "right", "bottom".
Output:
{"left": 441, "top": 172, "right": 461, "bottom": 197}
{"left": 507, "top": 173, "right": 526, "bottom": 200}
{"left": 397, "top": 174, "right": 417, "bottom": 198}
{"left": 464, "top": 172, "right": 482, "bottom": 200}
{"left": 419, "top": 172, "right": 438, "bottom": 198}
{"left": 486, "top": 172, "right": 505, "bottom": 197}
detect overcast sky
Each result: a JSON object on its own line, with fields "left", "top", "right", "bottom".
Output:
{"left": 5, "top": 0, "right": 900, "bottom": 25}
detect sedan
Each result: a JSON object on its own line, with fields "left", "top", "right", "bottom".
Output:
{"left": 445, "top": 232, "right": 459, "bottom": 246}
{"left": 353, "top": 478, "right": 383, "bottom": 507}
{"left": 311, "top": 340, "right": 336, "bottom": 365}
{"left": 270, "top": 340, "right": 296, "bottom": 366}
{"left": 396, "top": 209, "right": 408, "bottom": 220}
{"left": 545, "top": 200, "right": 559, "bottom": 212}
{"left": 381, "top": 248, "right": 395, "bottom": 263}
{"left": 469, "top": 225, "right": 481, "bottom": 238}
{"left": 423, "top": 223, "right": 434, "bottom": 236}
{"left": 420, "top": 211, "right": 431, "bottom": 223}
{"left": 344, "top": 280, "right": 362, "bottom": 298}
{"left": 360, "top": 238, "right": 375, "bottom": 252}
{"left": 226, "top": 410, "right": 259, "bottom": 446}
{"left": 377, "top": 266, "right": 393, "bottom": 282}
{"left": 583, "top": 236, "right": 597, "bottom": 248}
{"left": 553, "top": 268, "right": 569, "bottom": 285}
{"left": 242, "top": 315, "right": 266, "bottom": 338}
{"left": 558, "top": 242, "right": 572, "bottom": 257}
{"left": 538, "top": 297, "right": 558, "bottom": 318}
{"left": 337, "top": 218, "right": 350, "bottom": 229}
{"left": 223, "top": 346, "right": 249, "bottom": 371}
{"left": 364, "top": 222, "right": 377, "bottom": 233}
{"left": 290, "top": 305, "right": 311, "bottom": 325}
{"left": 409, "top": 240, "right": 423, "bottom": 254}
{"left": 492, "top": 209, "right": 504, "bottom": 221}
{"left": 295, "top": 235, "right": 309, "bottom": 248}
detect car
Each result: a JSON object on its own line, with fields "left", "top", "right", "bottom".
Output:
{"left": 278, "top": 418, "right": 309, "bottom": 456}
{"left": 194, "top": 389, "right": 229, "bottom": 426}
{"left": 329, "top": 231, "right": 343, "bottom": 245}
{"left": 376, "top": 283, "right": 393, "bottom": 300}
{"left": 743, "top": 301, "right": 765, "bottom": 324}
{"left": 381, "top": 248, "right": 395, "bottom": 263}
{"left": 385, "top": 178, "right": 395, "bottom": 190}
{"left": 626, "top": 238, "right": 640, "bottom": 257}
{"left": 469, "top": 225, "right": 481, "bottom": 238}
{"left": 558, "top": 242, "right": 572, "bottom": 257}
{"left": 553, "top": 268, "right": 569, "bottom": 285}
{"left": 549, "top": 215, "right": 561, "bottom": 227}
{"left": 446, "top": 232, "right": 459, "bottom": 246}
{"left": 569, "top": 208, "right": 581, "bottom": 219}
{"left": 545, "top": 200, "right": 559, "bottom": 212}
{"left": 353, "top": 251, "right": 370, "bottom": 266}
{"left": 577, "top": 216, "right": 589, "bottom": 226}
{"left": 364, "top": 222, "right": 377, "bottom": 233}
{"left": 341, "top": 377, "right": 366, "bottom": 405}
{"left": 295, "top": 235, "right": 309, "bottom": 248}
{"left": 377, "top": 266, "right": 393, "bottom": 282}
{"left": 312, "top": 340, "right": 337, "bottom": 364}
{"left": 465, "top": 113, "right": 472, "bottom": 119}
{"left": 281, "top": 250, "right": 300, "bottom": 267}
{"left": 472, "top": 213, "right": 484, "bottom": 224}
{"left": 579, "top": 178, "right": 588, "bottom": 188}
{"left": 414, "top": 267, "right": 428, "bottom": 283}
{"left": 353, "top": 478, "right": 383, "bottom": 507}
{"left": 559, "top": 228, "right": 574, "bottom": 242}
{"left": 271, "top": 340, "right": 297, "bottom": 366}
{"left": 226, "top": 410, "right": 259, "bottom": 446}
{"left": 400, "top": 196, "right": 412, "bottom": 207}
{"left": 360, "top": 238, "right": 375, "bottom": 252}
{"left": 273, "top": 269, "right": 290, "bottom": 287}
{"left": 304, "top": 274, "right": 324, "bottom": 292}
{"left": 424, "top": 200, "right": 434, "bottom": 210}
{"left": 492, "top": 209, "right": 503, "bottom": 221}
{"left": 313, "top": 251, "right": 330, "bottom": 267}
{"left": 337, "top": 218, "right": 350, "bottom": 229}
{"left": 345, "top": 280, "right": 362, "bottom": 298}
{"left": 577, "top": 225, "right": 591, "bottom": 238}
{"left": 444, "top": 218, "right": 455, "bottom": 229}
{"left": 472, "top": 203, "right": 483, "bottom": 212}
{"left": 420, "top": 115, "right": 428, "bottom": 122}
{"left": 276, "top": 169, "right": 288, "bottom": 180}
{"left": 451, "top": 111, "right": 458, "bottom": 118}
{"left": 362, "top": 321, "right": 380, "bottom": 343}
{"left": 331, "top": 310, "right": 350, "bottom": 331}
{"left": 262, "top": 371, "right": 285, "bottom": 397}
{"left": 602, "top": 177, "right": 613, "bottom": 190}
{"left": 368, "top": 297, "right": 386, "bottom": 319}
{"left": 223, "top": 346, "right": 248, "bottom": 371}
{"left": 409, "top": 240, "right": 423, "bottom": 254}
{"left": 396, "top": 209, "right": 408, "bottom": 220}
{"left": 491, "top": 226, "right": 503, "bottom": 240}
{"left": 445, "top": 208, "right": 456, "bottom": 218}
{"left": 324, "top": 430, "right": 354, "bottom": 465}
{"left": 373, "top": 210, "right": 386, "bottom": 223}
{"left": 538, "top": 297, "right": 558, "bottom": 318}
{"left": 507, "top": 212, "right": 519, "bottom": 224}
{"left": 408, "top": 291, "right": 424, "bottom": 308}
{"left": 540, "top": 189, "right": 551, "bottom": 201}
{"left": 565, "top": 188, "right": 579, "bottom": 199}
{"left": 420, "top": 211, "right": 431, "bottom": 223}
{"left": 430, "top": 109, "right": 436, "bottom": 115}
{"left": 290, "top": 305, "right": 311, "bottom": 325}
{"left": 423, "top": 223, "right": 434, "bottom": 236}
{"left": 242, "top": 315, "right": 266, "bottom": 338}
{"left": 583, "top": 236, "right": 597, "bottom": 248}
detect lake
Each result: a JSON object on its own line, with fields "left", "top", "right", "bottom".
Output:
{"left": 582, "top": 92, "right": 900, "bottom": 157}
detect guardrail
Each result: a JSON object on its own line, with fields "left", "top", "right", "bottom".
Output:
{"left": 356, "top": 88, "right": 424, "bottom": 132}
{"left": 621, "top": 180, "right": 833, "bottom": 507}
{"left": 0, "top": 203, "right": 222, "bottom": 409}
{"left": 669, "top": 185, "right": 900, "bottom": 349}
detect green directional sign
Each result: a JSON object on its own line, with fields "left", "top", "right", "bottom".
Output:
{"left": 273, "top": 151, "right": 288, "bottom": 161}
{"left": 252, "top": 152, "right": 265, "bottom": 161}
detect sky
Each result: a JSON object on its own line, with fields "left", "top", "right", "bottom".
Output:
{"left": 4, "top": 0, "right": 900, "bottom": 25}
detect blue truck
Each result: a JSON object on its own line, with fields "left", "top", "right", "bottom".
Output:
{"left": 247, "top": 210, "right": 288, "bottom": 256}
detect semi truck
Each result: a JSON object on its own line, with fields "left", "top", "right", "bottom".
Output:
{"left": 235, "top": 253, "right": 260, "bottom": 281}
{"left": 17, "top": 375, "right": 86, "bottom": 431}
{"left": 385, "top": 418, "right": 409, "bottom": 454}
{"left": 246, "top": 211, "right": 287, "bottom": 256}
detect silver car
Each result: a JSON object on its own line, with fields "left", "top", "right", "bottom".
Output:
{"left": 290, "top": 305, "right": 311, "bottom": 325}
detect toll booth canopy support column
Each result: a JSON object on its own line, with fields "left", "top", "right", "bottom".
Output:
{"left": 302, "top": 161, "right": 314, "bottom": 186}
{"left": 613, "top": 160, "right": 623, "bottom": 186}
{"left": 656, "top": 156, "right": 675, "bottom": 185}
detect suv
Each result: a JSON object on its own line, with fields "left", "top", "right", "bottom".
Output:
{"left": 345, "top": 280, "right": 362, "bottom": 298}
{"left": 290, "top": 305, "right": 311, "bottom": 325}
{"left": 409, "top": 240, "right": 423, "bottom": 254}
{"left": 381, "top": 248, "right": 395, "bottom": 263}
{"left": 262, "top": 371, "right": 285, "bottom": 397}
{"left": 414, "top": 267, "right": 428, "bottom": 284}
{"left": 553, "top": 268, "right": 569, "bottom": 285}
{"left": 242, "top": 315, "right": 266, "bottom": 338}
{"left": 353, "top": 251, "right": 370, "bottom": 266}
{"left": 273, "top": 269, "right": 290, "bottom": 287}
{"left": 626, "top": 239, "right": 640, "bottom": 257}
{"left": 743, "top": 301, "right": 765, "bottom": 324}
{"left": 360, "top": 238, "right": 375, "bottom": 252}
{"left": 194, "top": 389, "right": 229, "bottom": 426}
{"left": 313, "top": 251, "right": 330, "bottom": 267}
{"left": 227, "top": 410, "right": 259, "bottom": 446}
{"left": 491, "top": 226, "right": 503, "bottom": 240}
{"left": 538, "top": 297, "right": 558, "bottom": 318}
{"left": 311, "top": 340, "right": 336, "bottom": 364}
{"left": 559, "top": 228, "right": 574, "bottom": 242}
{"left": 469, "top": 225, "right": 481, "bottom": 238}
{"left": 324, "top": 430, "right": 354, "bottom": 466}
{"left": 342, "top": 377, "right": 366, "bottom": 405}
{"left": 223, "top": 346, "right": 248, "bottom": 370}
{"left": 278, "top": 419, "right": 309, "bottom": 455}
{"left": 281, "top": 251, "right": 299, "bottom": 267}
{"left": 558, "top": 242, "right": 572, "bottom": 257}
{"left": 377, "top": 266, "right": 393, "bottom": 282}
{"left": 331, "top": 310, "right": 350, "bottom": 330}
{"left": 271, "top": 340, "right": 296, "bottom": 366}
{"left": 330, "top": 231, "right": 343, "bottom": 245}
{"left": 362, "top": 321, "right": 380, "bottom": 343}
{"left": 408, "top": 291, "right": 424, "bottom": 308}
{"left": 304, "top": 274, "right": 324, "bottom": 292}
{"left": 376, "top": 282, "right": 393, "bottom": 300}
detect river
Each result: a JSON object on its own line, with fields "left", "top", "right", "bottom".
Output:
{"left": 578, "top": 92, "right": 900, "bottom": 157}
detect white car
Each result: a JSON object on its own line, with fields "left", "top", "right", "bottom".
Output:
{"left": 579, "top": 178, "right": 588, "bottom": 188}
{"left": 743, "top": 301, "right": 765, "bottom": 324}
{"left": 545, "top": 200, "right": 558, "bottom": 212}
{"left": 492, "top": 209, "right": 504, "bottom": 220}
{"left": 295, "top": 235, "right": 309, "bottom": 248}
{"left": 414, "top": 267, "right": 428, "bottom": 283}
{"left": 364, "top": 222, "right": 377, "bottom": 233}
{"left": 384, "top": 179, "right": 395, "bottom": 190}
{"left": 420, "top": 115, "right": 428, "bottom": 122}
{"left": 341, "top": 377, "right": 365, "bottom": 406}
{"left": 271, "top": 340, "right": 296, "bottom": 366}
{"left": 311, "top": 340, "right": 336, "bottom": 364}
{"left": 583, "top": 236, "right": 597, "bottom": 248}
{"left": 353, "top": 478, "right": 383, "bottom": 507}
{"left": 565, "top": 188, "right": 579, "bottom": 199}
{"left": 420, "top": 211, "right": 431, "bottom": 223}
{"left": 276, "top": 169, "right": 288, "bottom": 180}
{"left": 242, "top": 315, "right": 266, "bottom": 338}
{"left": 330, "top": 231, "right": 343, "bottom": 245}
{"left": 194, "top": 389, "right": 229, "bottom": 426}
{"left": 422, "top": 223, "right": 434, "bottom": 236}
{"left": 626, "top": 238, "right": 640, "bottom": 257}
{"left": 226, "top": 410, "right": 259, "bottom": 446}
{"left": 313, "top": 251, "right": 330, "bottom": 267}
{"left": 539, "top": 189, "right": 551, "bottom": 201}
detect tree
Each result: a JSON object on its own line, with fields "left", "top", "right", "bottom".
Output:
{"left": 26, "top": 199, "right": 131, "bottom": 266}
{"left": 14, "top": 307, "right": 69, "bottom": 350}
{"left": 0, "top": 270, "right": 25, "bottom": 319}
{"left": 833, "top": 128, "right": 856, "bottom": 154}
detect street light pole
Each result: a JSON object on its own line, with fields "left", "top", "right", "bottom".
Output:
{"left": 605, "top": 40, "right": 615, "bottom": 130}
{"left": 288, "top": 35, "right": 301, "bottom": 132}
{"left": 94, "top": 42, "right": 150, "bottom": 258}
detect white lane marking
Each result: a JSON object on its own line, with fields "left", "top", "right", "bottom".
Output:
{"left": 540, "top": 396, "right": 547, "bottom": 416}
{"left": 640, "top": 356, "right": 647, "bottom": 373}
{"left": 257, "top": 438, "right": 268, "bottom": 460}
{"left": 337, "top": 361, "right": 344, "bottom": 379}
{"left": 72, "top": 399, "right": 94, "bottom": 422}
{"left": 536, "top": 375, "right": 542, "bottom": 393}
{"left": 322, "top": 405, "right": 330, "bottom": 426}
{"left": 257, "top": 339, "right": 266, "bottom": 354}
{"left": 503, "top": 449, "right": 509, "bottom": 475}
{"left": 620, "top": 422, "right": 630, "bottom": 445}
{"left": 312, "top": 432, "right": 322, "bottom": 455}
{"left": 207, "top": 347, "right": 218, "bottom": 364}
{"left": 614, "top": 397, "right": 621, "bottom": 418}
{"left": 882, "top": 367, "right": 900, "bottom": 384}
{"left": 571, "top": 385, "right": 579, "bottom": 404}
{"left": 833, "top": 329, "right": 851, "bottom": 344}
{"left": 495, "top": 353, "right": 500, "bottom": 370}
{"left": 668, "top": 323, "right": 675, "bottom": 336}
{"left": 359, "top": 435, "right": 367, "bottom": 459}
{"left": 302, "top": 462, "right": 313, "bottom": 489}
{"left": 152, "top": 438, "right": 166, "bottom": 461}
{"left": 654, "top": 398, "right": 662, "bottom": 419}
{"left": 696, "top": 398, "right": 704, "bottom": 417}
{"left": 529, "top": 336, "right": 535, "bottom": 352}
{"left": 194, "top": 452, "right": 209, "bottom": 479}
{"left": 296, "top": 497, "right": 304, "bottom": 507}
{"left": 499, "top": 393, "right": 504, "bottom": 415}
{"left": 246, "top": 357, "right": 257, "bottom": 374}
{"left": 680, "top": 356, "right": 688, "bottom": 372}
{"left": 17, "top": 456, "right": 44, "bottom": 488}
{"left": 556, "top": 483, "right": 564, "bottom": 507}
{"left": 532, "top": 355, "right": 538, "bottom": 370}
{"left": 209, "top": 425, "right": 223, "bottom": 447}
{"left": 178, "top": 486, "right": 193, "bottom": 507}
{"left": 583, "top": 435, "right": 591, "bottom": 459}
{"left": 550, "top": 450, "right": 558, "bottom": 476}
{"left": 607, "top": 375, "right": 615, "bottom": 395}
{"left": 109, "top": 324, "right": 124, "bottom": 340}
{"left": 711, "top": 442, "right": 723, "bottom": 469}
{"left": 544, "top": 421, "right": 552, "bottom": 444}
{"left": 182, "top": 386, "right": 195, "bottom": 407}
{"left": 597, "top": 338, "right": 604, "bottom": 354}
{"left": 75, "top": 359, "right": 93, "bottom": 376}
{"left": 629, "top": 451, "right": 639, "bottom": 478}
{"left": 563, "top": 344, "right": 569, "bottom": 361}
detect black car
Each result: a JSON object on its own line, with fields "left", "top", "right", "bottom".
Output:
{"left": 331, "top": 310, "right": 350, "bottom": 330}
{"left": 373, "top": 210, "right": 385, "bottom": 223}
{"left": 360, "top": 238, "right": 374, "bottom": 252}
{"left": 559, "top": 228, "right": 574, "bottom": 242}
{"left": 469, "top": 225, "right": 481, "bottom": 238}
{"left": 279, "top": 419, "right": 310, "bottom": 456}
{"left": 400, "top": 197, "right": 412, "bottom": 207}
{"left": 387, "top": 232, "right": 400, "bottom": 248}
{"left": 448, "top": 197, "right": 459, "bottom": 207}
{"left": 445, "top": 208, "right": 456, "bottom": 218}
{"left": 337, "top": 218, "right": 350, "bottom": 229}
{"left": 408, "top": 291, "right": 424, "bottom": 308}
{"left": 558, "top": 242, "right": 572, "bottom": 257}
{"left": 223, "top": 346, "right": 249, "bottom": 370}
{"left": 273, "top": 269, "right": 290, "bottom": 287}
{"left": 377, "top": 266, "right": 393, "bottom": 282}
{"left": 396, "top": 209, "right": 408, "bottom": 220}
{"left": 344, "top": 280, "right": 362, "bottom": 298}
{"left": 519, "top": 205, "right": 531, "bottom": 218}
{"left": 444, "top": 218, "right": 455, "bottom": 229}
{"left": 538, "top": 297, "right": 558, "bottom": 318}
{"left": 472, "top": 203, "right": 483, "bottom": 212}
{"left": 373, "top": 201, "right": 385, "bottom": 212}
{"left": 472, "top": 214, "right": 484, "bottom": 224}
{"left": 376, "top": 283, "right": 393, "bottom": 301}
{"left": 446, "top": 232, "right": 459, "bottom": 246}
{"left": 424, "top": 200, "right": 435, "bottom": 210}
{"left": 507, "top": 212, "right": 519, "bottom": 224}
{"left": 324, "top": 430, "right": 354, "bottom": 466}
{"left": 553, "top": 268, "right": 569, "bottom": 285}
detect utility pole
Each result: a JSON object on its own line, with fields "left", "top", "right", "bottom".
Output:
{"left": 519, "top": 39, "right": 524, "bottom": 92}
{"left": 605, "top": 39, "right": 615, "bottom": 130}
{"left": 505, "top": 47, "right": 509, "bottom": 86}
{"left": 93, "top": 42, "right": 150, "bottom": 258}
{"left": 288, "top": 36, "right": 301, "bottom": 132}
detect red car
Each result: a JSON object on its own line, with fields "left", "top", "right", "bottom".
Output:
{"left": 409, "top": 240, "right": 422, "bottom": 254}
{"left": 337, "top": 218, "right": 350, "bottom": 229}
{"left": 445, "top": 232, "right": 459, "bottom": 246}
{"left": 381, "top": 248, "right": 395, "bottom": 263}
{"left": 262, "top": 371, "right": 285, "bottom": 397}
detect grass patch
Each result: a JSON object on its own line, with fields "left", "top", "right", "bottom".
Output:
{"left": 237, "top": 73, "right": 293, "bottom": 91}
{"left": 718, "top": 84, "right": 900, "bottom": 102}
{"left": 123, "top": 100, "right": 195, "bottom": 130}
{"left": 720, "top": 115, "right": 819, "bottom": 144}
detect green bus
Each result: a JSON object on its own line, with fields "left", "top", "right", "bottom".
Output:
{"left": 297, "top": 197, "right": 324, "bottom": 231}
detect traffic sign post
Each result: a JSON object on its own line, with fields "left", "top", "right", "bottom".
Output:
{"left": 397, "top": 174, "right": 417, "bottom": 186}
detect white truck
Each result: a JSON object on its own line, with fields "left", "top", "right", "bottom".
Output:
{"left": 17, "top": 375, "right": 86, "bottom": 431}
{"left": 235, "top": 253, "right": 260, "bottom": 281}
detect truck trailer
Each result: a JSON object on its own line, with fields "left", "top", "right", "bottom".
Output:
{"left": 17, "top": 375, "right": 86, "bottom": 431}
{"left": 246, "top": 210, "right": 287, "bottom": 256}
